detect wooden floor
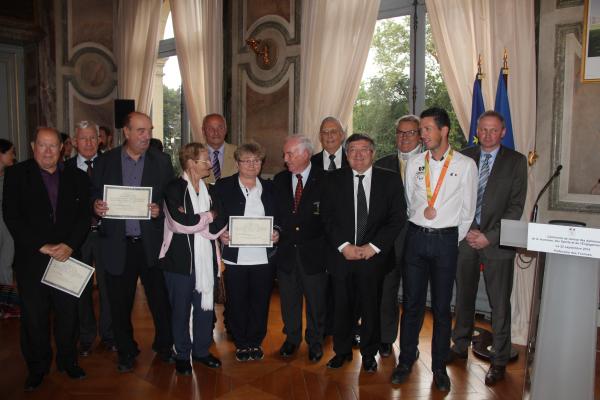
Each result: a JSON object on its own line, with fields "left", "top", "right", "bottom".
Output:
{"left": 0, "top": 284, "right": 533, "bottom": 399}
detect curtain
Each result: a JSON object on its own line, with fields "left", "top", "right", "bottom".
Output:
{"left": 170, "top": 0, "right": 223, "bottom": 142}
{"left": 426, "top": 0, "right": 537, "bottom": 345}
{"left": 115, "top": 0, "right": 163, "bottom": 114}
{"left": 298, "top": 0, "right": 381, "bottom": 147}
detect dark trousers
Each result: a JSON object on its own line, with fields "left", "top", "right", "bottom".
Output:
{"left": 453, "top": 241, "right": 514, "bottom": 366}
{"left": 16, "top": 272, "right": 79, "bottom": 374}
{"left": 399, "top": 224, "right": 458, "bottom": 370}
{"left": 78, "top": 230, "right": 113, "bottom": 345}
{"left": 380, "top": 225, "right": 407, "bottom": 344}
{"left": 277, "top": 252, "right": 327, "bottom": 346}
{"left": 104, "top": 240, "right": 173, "bottom": 360}
{"left": 225, "top": 263, "right": 274, "bottom": 349}
{"left": 332, "top": 262, "right": 384, "bottom": 357}
{"left": 163, "top": 269, "right": 214, "bottom": 360}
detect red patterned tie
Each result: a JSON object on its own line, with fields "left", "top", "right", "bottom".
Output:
{"left": 293, "top": 174, "right": 303, "bottom": 213}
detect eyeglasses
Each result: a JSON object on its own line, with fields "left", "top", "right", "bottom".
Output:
{"left": 320, "top": 129, "right": 341, "bottom": 136}
{"left": 396, "top": 130, "right": 420, "bottom": 137}
{"left": 193, "top": 159, "right": 211, "bottom": 165}
{"left": 238, "top": 158, "right": 262, "bottom": 165}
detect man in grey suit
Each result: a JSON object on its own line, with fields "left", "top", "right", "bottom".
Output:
{"left": 448, "top": 110, "right": 527, "bottom": 386}
{"left": 374, "top": 115, "right": 421, "bottom": 357}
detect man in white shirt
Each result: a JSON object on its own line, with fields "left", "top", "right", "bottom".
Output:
{"left": 392, "top": 108, "right": 477, "bottom": 391}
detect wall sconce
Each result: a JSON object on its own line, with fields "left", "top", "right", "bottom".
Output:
{"left": 246, "top": 38, "right": 272, "bottom": 69}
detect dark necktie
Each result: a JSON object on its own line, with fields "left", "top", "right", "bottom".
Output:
{"left": 328, "top": 154, "right": 336, "bottom": 171}
{"left": 293, "top": 174, "right": 303, "bottom": 213}
{"left": 356, "top": 174, "right": 367, "bottom": 244}
{"left": 475, "top": 153, "right": 492, "bottom": 223}
{"left": 212, "top": 150, "right": 221, "bottom": 180}
{"left": 84, "top": 159, "right": 93, "bottom": 177}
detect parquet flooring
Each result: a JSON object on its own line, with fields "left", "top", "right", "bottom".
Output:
{"left": 0, "top": 283, "right": 535, "bottom": 399}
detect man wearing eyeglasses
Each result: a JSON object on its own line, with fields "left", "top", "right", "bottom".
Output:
{"left": 374, "top": 115, "right": 422, "bottom": 359}
{"left": 311, "top": 117, "right": 349, "bottom": 171}
{"left": 203, "top": 113, "right": 238, "bottom": 183}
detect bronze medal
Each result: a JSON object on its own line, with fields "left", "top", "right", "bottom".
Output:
{"left": 424, "top": 206, "right": 437, "bottom": 220}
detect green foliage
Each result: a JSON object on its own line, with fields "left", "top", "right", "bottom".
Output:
{"left": 353, "top": 17, "right": 467, "bottom": 158}
{"left": 163, "top": 85, "right": 182, "bottom": 173}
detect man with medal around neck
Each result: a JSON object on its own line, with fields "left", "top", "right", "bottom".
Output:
{"left": 392, "top": 107, "right": 477, "bottom": 392}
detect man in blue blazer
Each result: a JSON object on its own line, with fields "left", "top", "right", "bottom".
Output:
{"left": 92, "top": 112, "right": 175, "bottom": 372}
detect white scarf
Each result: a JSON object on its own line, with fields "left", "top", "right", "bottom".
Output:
{"left": 183, "top": 172, "right": 214, "bottom": 310}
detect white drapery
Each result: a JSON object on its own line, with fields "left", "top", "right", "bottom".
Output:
{"left": 170, "top": 0, "right": 223, "bottom": 142}
{"left": 115, "top": 0, "right": 162, "bottom": 114}
{"left": 298, "top": 0, "right": 381, "bottom": 147}
{"left": 426, "top": 0, "right": 537, "bottom": 345}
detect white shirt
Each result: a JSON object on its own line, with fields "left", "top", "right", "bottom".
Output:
{"left": 224, "top": 178, "right": 269, "bottom": 265}
{"left": 76, "top": 153, "right": 98, "bottom": 172}
{"left": 322, "top": 147, "right": 343, "bottom": 169}
{"left": 404, "top": 147, "right": 478, "bottom": 241}
{"left": 292, "top": 163, "right": 311, "bottom": 196}
{"left": 338, "top": 166, "right": 381, "bottom": 253}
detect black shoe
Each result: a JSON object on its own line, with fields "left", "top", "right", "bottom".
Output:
{"left": 433, "top": 369, "right": 451, "bottom": 391}
{"left": 192, "top": 353, "right": 221, "bottom": 368}
{"left": 24, "top": 373, "right": 44, "bottom": 391}
{"left": 485, "top": 365, "right": 506, "bottom": 386}
{"left": 308, "top": 343, "right": 323, "bottom": 362}
{"left": 326, "top": 353, "right": 352, "bottom": 369}
{"left": 352, "top": 334, "right": 361, "bottom": 348}
{"left": 235, "top": 348, "right": 250, "bottom": 362}
{"left": 79, "top": 343, "right": 93, "bottom": 357}
{"left": 362, "top": 356, "right": 377, "bottom": 373}
{"left": 391, "top": 363, "right": 412, "bottom": 384}
{"left": 446, "top": 347, "right": 468, "bottom": 364}
{"left": 58, "top": 364, "right": 86, "bottom": 380}
{"left": 379, "top": 343, "right": 393, "bottom": 358}
{"left": 157, "top": 348, "right": 175, "bottom": 364}
{"left": 249, "top": 347, "right": 264, "bottom": 360}
{"left": 117, "top": 356, "right": 135, "bottom": 373}
{"left": 175, "top": 359, "right": 192, "bottom": 375}
{"left": 279, "top": 341, "right": 298, "bottom": 358}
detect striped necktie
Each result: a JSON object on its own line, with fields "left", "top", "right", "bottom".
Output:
{"left": 212, "top": 150, "right": 221, "bottom": 180}
{"left": 475, "top": 153, "right": 492, "bottom": 224}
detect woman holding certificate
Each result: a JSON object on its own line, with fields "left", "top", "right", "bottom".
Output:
{"left": 159, "top": 143, "right": 223, "bottom": 376}
{"left": 212, "top": 142, "right": 279, "bottom": 362}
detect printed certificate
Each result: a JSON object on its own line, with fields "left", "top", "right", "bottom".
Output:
{"left": 103, "top": 185, "right": 152, "bottom": 219}
{"left": 229, "top": 216, "right": 273, "bottom": 248}
{"left": 41, "top": 257, "right": 94, "bottom": 298}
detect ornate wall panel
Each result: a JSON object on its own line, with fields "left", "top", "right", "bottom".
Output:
{"left": 231, "top": 0, "right": 300, "bottom": 175}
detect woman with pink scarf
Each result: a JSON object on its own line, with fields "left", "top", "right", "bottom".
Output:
{"left": 158, "top": 143, "right": 224, "bottom": 375}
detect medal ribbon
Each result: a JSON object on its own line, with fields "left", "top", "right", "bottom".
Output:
{"left": 424, "top": 149, "right": 454, "bottom": 208}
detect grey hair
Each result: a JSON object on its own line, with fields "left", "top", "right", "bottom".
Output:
{"left": 395, "top": 114, "right": 420, "bottom": 129}
{"left": 286, "top": 134, "right": 314, "bottom": 156}
{"left": 319, "top": 116, "right": 346, "bottom": 136}
{"left": 74, "top": 120, "right": 99, "bottom": 137}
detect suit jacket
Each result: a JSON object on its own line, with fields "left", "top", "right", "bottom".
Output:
{"left": 91, "top": 146, "right": 175, "bottom": 275}
{"left": 3, "top": 159, "right": 90, "bottom": 281}
{"left": 461, "top": 145, "right": 527, "bottom": 259}
{"left": 374, "top": 154, "right": 401, "bottom": 174}
{"left": 310, "top": 150, "right": 349, "bottom": 170}
{"left": 205, "top": 142, "right": 238, "bottom": 184}
{"left": 273, "top": 167, "right": 326, "bottom": 275}
{"left": 211, "top": 173, "right": 276, "bottom": 263}
{"left": 321, "top": 166, "right": 407, "bottom": 277}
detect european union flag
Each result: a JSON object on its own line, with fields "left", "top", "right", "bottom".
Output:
{"left": 468, "top": 75, "right": 485, "bottom": 145}
{"left": 494, "top": 69, "right": 515, "bottom": 149}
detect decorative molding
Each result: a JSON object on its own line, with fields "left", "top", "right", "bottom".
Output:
{"left": 556, "top": 0, "right": 584, "bottom": 9}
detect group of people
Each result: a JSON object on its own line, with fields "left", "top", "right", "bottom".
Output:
{"left": 1, "top": 106, "right": 527, "bottom": 393}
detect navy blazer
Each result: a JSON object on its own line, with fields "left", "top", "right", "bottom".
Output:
{"left": 91, "top": 146, "right": 175, "bottom": 275}
{"left": 273, "top": 167, "right": 326, "bottom": 275}
{"left": 211, "top": 173, "right": 276, "bottom": 264}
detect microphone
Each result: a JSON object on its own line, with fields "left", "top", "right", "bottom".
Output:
{"left": 530, "top": 165, "right": 562, "bottom": 222}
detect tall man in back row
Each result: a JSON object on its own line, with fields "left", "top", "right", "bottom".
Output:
{"left": 393, "top": 107, "right": 478, "bottom": 391}
{"left": 203, "top": 113, "right": 237, "bottom": 183}
{"left": 449, "top": 110, "right": 527, "bottom": 386}
{"left": 92, "top": 112, "right": 175, "bottom": 372}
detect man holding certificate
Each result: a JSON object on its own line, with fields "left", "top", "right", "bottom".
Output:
{"left": 3, "top": 127, "right": 90, "bottom": 391}
{"left": 92, "top": 112, "right": 175, "bottom": 372}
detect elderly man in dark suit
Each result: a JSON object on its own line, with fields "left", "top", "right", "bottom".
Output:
{"left": 373, "top": 114, "right": 421, "bottom": 357}
{"left": 274, "top": 135, "right": 327, "bottom": 362}
{"left": 321, "top": 133, "right": 406, "bottom": 372}
{"left": 310, "top": 117, "right": 348, "bottom": 170}
{"left": 3, "top": 127, "right": 90, "bottom": 391}
{"left": 92, "top": 112, "right": 175, "bottom": 372}
{"left": 449, "top": 110, "right": 527, "bottom": 386}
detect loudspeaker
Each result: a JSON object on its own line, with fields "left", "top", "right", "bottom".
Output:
{"left": 114, "top": 99, "right": 135, "bottom": 129}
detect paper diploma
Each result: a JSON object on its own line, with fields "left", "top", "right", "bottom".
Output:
{"left": 41, "top": 257, "right": 94, "bottom": 298}
{"left": 103, "top": 185, "right": 152, "bottom": 219}
{"left": 229, "top": 216, "right": 273, "bottom": 248}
